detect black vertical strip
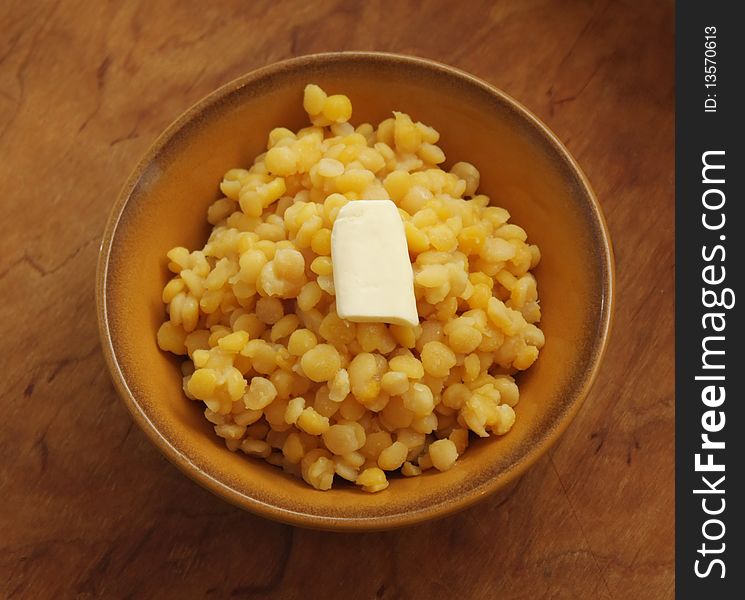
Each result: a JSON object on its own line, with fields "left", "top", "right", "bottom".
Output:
{"left": 676, "top": 3, "right": 743, "bottom": 598}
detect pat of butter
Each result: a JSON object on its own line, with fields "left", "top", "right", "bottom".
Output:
{"left": 331, "top": 200, "right": 419, "bottom": 327}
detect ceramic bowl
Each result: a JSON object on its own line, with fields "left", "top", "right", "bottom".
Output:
{"left": 97, "top": 52, "right": 614, "bottom": 531}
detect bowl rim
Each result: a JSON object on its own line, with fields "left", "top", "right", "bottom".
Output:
{"left": 96, "top": 51, "right": 615, "bottom": 531}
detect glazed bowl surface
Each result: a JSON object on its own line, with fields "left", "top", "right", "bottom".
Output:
{"left": 97, "top": 52, "right": 614, "bottom": 531}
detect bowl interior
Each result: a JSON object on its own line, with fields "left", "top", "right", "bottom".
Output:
{"left": 100, "top": 53, "right": 612, "bottom": 530}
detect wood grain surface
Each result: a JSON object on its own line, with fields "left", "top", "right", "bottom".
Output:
{"left": 0, "top": 1, "right": 674, "bottom": 598}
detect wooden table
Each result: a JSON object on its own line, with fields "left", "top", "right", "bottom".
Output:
{"left": 0, "top": 1, "right": 674, "bottom": 597}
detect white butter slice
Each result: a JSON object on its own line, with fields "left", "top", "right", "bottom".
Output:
{"left": 331, "top": 200, "right": 419, "bottom": 327}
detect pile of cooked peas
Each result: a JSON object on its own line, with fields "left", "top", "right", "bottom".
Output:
{"left": 156, "top": 84, "right": 545, "bottom": 492}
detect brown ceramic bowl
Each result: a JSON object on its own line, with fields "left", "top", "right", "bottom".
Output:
{"left": 97, "top": 52, "right": 614, "bottom": 531}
